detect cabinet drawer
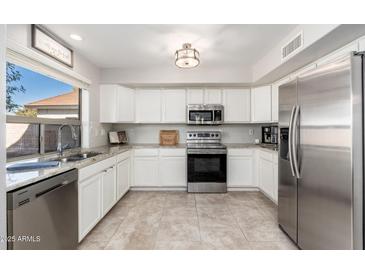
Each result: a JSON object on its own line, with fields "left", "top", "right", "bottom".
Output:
{"left": 228, "top": 148, "right": 254, "bottom": 156}
{"left": 78, "top": 156, "right": 116, "bottom": 181}
{"left": 116, "top": 150, "right": 131, "bottom": 162}
{"left": 159, "top": 148, "right": 186, "bottom": 157}
{"left": 134, "top": 148, "right": 159, "bottom": 157}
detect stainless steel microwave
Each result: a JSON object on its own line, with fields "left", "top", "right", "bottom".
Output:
{"left": 187, "top": 104, "right": 224, "bottom": 125}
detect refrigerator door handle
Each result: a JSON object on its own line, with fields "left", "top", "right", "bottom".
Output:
{"left": 292, "top": 105, "right": 300, "bottom": 178}
{"left": 288, "top": 105, "right": 297, "bottom": 177}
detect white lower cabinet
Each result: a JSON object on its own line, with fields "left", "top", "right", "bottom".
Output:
{"left": 78, "top": 174, "right": 102, "bottom": 241}
{"left": 116, "top": 157, "right": 131, "bottom": 200}
{"left": 78, "top": 152, "right": 131, "bottom": 241}
{"left": 133, "top": 156, "right": 159, "bottom": 187}
{"left": 101, "top": 166, "right": 117, "bottom": 216}
{"left": 159, "top": 148, "right": 186, "bottom": 187}
{"left": 133, "top": 148, "right": 186, "bottom": 188}
{"left": 257, "top": 150, "right": 276, "bottom": 202}
{"left": 227, "top": 149, "right": 255, "bottom": 187}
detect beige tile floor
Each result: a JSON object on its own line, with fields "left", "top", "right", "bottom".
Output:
{"left": 78, "top": 191, "right": 298, "bottom": 250}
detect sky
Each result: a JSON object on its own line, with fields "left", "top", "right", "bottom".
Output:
{"left": 8, "top": 63, "right": 73, "bottom": 109}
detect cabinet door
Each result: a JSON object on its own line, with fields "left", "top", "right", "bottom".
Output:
{"left": 223, "top": 89, "right": 250, "bottom": 123}
{"left": 227, "top": 156, "right": 254, "bottom": 187}
{"left": 117, "top": 158, "right": 130, "bottom": 200}
{"left": 204, "top": 89, "right": 222, "bottom": 104}
{"left": 162, "top": 89, "right": 186, "bottom": 123}
{"left": 258, "top": 156, "right": 274, "bottom": 199}
{"left": 187, "top": 88, "right": 204, "bottom": 104}
{"left": 251, "top": 86, "right": 272, "bottom": 122}
{"left": 133, "top": 157, "right": 159, "bottom": 186}
{"left": 101, "top": 166, "right": 117, "bottom": 216}
{"left": 271, "top": 78, "right": 291, "bottom": 122}
{"left": 100, "top": 85, "right": 117, "bottom": 122}
{"left": 78, "top": 174, "right": 102, "bottom": 241}
{"left": 117, "top": 86, "right": 135, "bottom": 122}
{"left": 135, "top": 89, "right": 161, "bottom": 122}
{"left": 273, "top": 163, "right": 278, "bottom": 204}
{"left": 159, "top": 156, "right": 186, "bottom": 187}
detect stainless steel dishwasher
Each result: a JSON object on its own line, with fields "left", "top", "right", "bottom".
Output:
{"left": 7, "top": 169, "right": 78, "bottom": 250}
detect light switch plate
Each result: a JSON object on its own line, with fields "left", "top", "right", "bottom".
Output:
{"left": 249, "top": 129, "right": 254, "bottom": 136}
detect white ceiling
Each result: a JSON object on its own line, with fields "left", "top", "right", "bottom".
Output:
{"left": 45, "top": 24, "right": 297, "bottom": 71}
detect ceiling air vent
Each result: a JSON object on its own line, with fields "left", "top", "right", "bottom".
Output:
{"left": 281, "top": 31, "right": 303, "bottom": 61}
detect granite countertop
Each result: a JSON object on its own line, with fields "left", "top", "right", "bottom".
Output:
{"left": 225, "top": 143, "right": 279, "bottom": 152}
{"left": 6, "top": 142, "right": 275, "bottom": 192}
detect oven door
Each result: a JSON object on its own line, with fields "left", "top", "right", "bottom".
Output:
{"left": 188, "top": 110, "right": 214, "bottom": 124}
{"left": 187, "top": 151, "right": 227, "bottom": 183}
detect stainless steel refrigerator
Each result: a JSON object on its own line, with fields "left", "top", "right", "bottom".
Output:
{"left": 278, "top": 52, "right": 364, "bottom": 250}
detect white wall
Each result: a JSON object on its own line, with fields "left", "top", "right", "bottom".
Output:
{"left": 112, "top": 124, "right": 263, "bottom": 144}
{"left": 252, "top": 24, "right": 339, "bottom": 82}
{"left": 0, "top": 25, "right": 7, "bottom": 250}
{"left": 6, "top": 24, "right": 111, "bottom": 148}
{"left": 101, "top": 65, "right": 252, "bottom": 85}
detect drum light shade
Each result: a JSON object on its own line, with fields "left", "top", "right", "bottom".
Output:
{"left": 175, "top": 43, "right": 200, "bottom": 68}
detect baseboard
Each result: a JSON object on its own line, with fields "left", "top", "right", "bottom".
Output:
{"left": 227, "top": 187, "right": 260, "bottom": 192}
{"left": 130, "top": 186, "right": 187, "bottom": 191}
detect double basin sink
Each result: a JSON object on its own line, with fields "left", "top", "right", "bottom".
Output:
{"left": 7, "top": 151, "right": 103, "bottom": 172}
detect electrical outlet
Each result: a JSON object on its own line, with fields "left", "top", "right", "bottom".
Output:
{"left": 249, "top": 129, "right": 254, "bottom": 136}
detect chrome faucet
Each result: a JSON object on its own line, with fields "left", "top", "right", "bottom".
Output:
{"left": 57, "top": 124, "right": 78, "bottom": 156}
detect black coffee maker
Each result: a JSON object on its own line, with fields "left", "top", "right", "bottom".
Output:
{"left": 262, "top": 126, "right": 278, "bottom": 144}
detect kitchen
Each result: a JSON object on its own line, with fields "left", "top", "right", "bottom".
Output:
{"left": 1, "top": 6, "right": 365, "bottom": 272}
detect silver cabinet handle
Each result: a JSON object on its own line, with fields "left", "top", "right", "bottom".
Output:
{"left": 292, "top": 105, "right": 300, "bottom": 178}
{"left": 288, "top": 105, "right": 296, "bottom": 177}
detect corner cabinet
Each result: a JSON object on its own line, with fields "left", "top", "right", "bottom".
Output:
{"left": 251, "top": 86, "right": 272, "bottom": 122}
{"left": 100, "top": 85, "right": 134, "bottom": 123}
{"left": 223, "top": 88, "right": 251, "bottom": 123}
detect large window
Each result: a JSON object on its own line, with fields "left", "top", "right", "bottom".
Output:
{"left": 6, "top": 62, "right": 81, "bottom": 160}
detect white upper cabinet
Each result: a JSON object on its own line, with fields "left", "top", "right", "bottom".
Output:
{"left": 187, "top": 88, "right": 204, "bottom": 104}
{"left": 117, "top": 86, "right": 135, "bottom": 122}
{"left": 271, "top": 77, "right": 291, "bottom": 122}
{"left": 100, "top": 85, "right": 134, "bottom": 123}
{"left": 100, "top": 85, "right": 118, "bottom": 122}
{"left": 251, "top": 85, "right": 272, "bottom": 122}
{"left": 204, "top": 88, "right": 222, "bottom": 104}
{"left": 161, "top": 89, "right": 186, "bottom": 123}
{"left": 135, "top": 89, "right": 161, "bottom": 123}
{"left": 222, "top": 88, "right": 250, "bottom": 123}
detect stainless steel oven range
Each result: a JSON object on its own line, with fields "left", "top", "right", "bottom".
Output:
{"left": 186, "top": 131, "right": 227, "bottom": 193}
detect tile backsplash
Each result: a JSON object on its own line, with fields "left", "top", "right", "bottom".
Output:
{"left": 111, "top": 124, "right": 264, "bottom": 144}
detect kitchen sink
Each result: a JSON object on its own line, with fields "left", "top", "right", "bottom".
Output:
{"left": 56, "top": 152, "right": 103, "bottom": 163}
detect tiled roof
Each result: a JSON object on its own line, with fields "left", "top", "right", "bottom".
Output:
{"left": 25, "top": 88, "right": 79, "bottom": 107}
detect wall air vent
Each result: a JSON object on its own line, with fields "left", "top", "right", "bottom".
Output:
{"left": 281, "top": 31, "right": 303, "bottom": 61}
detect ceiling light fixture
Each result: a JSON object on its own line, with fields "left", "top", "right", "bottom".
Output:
{"left": 70, "top": 34, "right": 82, "bottom": 41}
{"left": 175, "top": 43, "right": 200, "bottom": 68}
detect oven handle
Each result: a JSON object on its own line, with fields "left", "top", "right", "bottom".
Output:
{"left": 187, "top": 149, "right": 227, "bottom": 155}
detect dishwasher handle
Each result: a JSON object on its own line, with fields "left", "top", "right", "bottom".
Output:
{"left": 35, "top": 180, "right": 71, "bottom": 198}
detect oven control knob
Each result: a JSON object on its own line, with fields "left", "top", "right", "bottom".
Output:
{"left": 193, "top": 134, "right": 197, "bottom": 137}
{"left": 215, "top": 134, "right": 219, "bottom": 137}
{"left": 189, "top": 134, "right": 192, "bottom": 137}
{"left": 211, "top": 133, "right": 214, "bottom": 137}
